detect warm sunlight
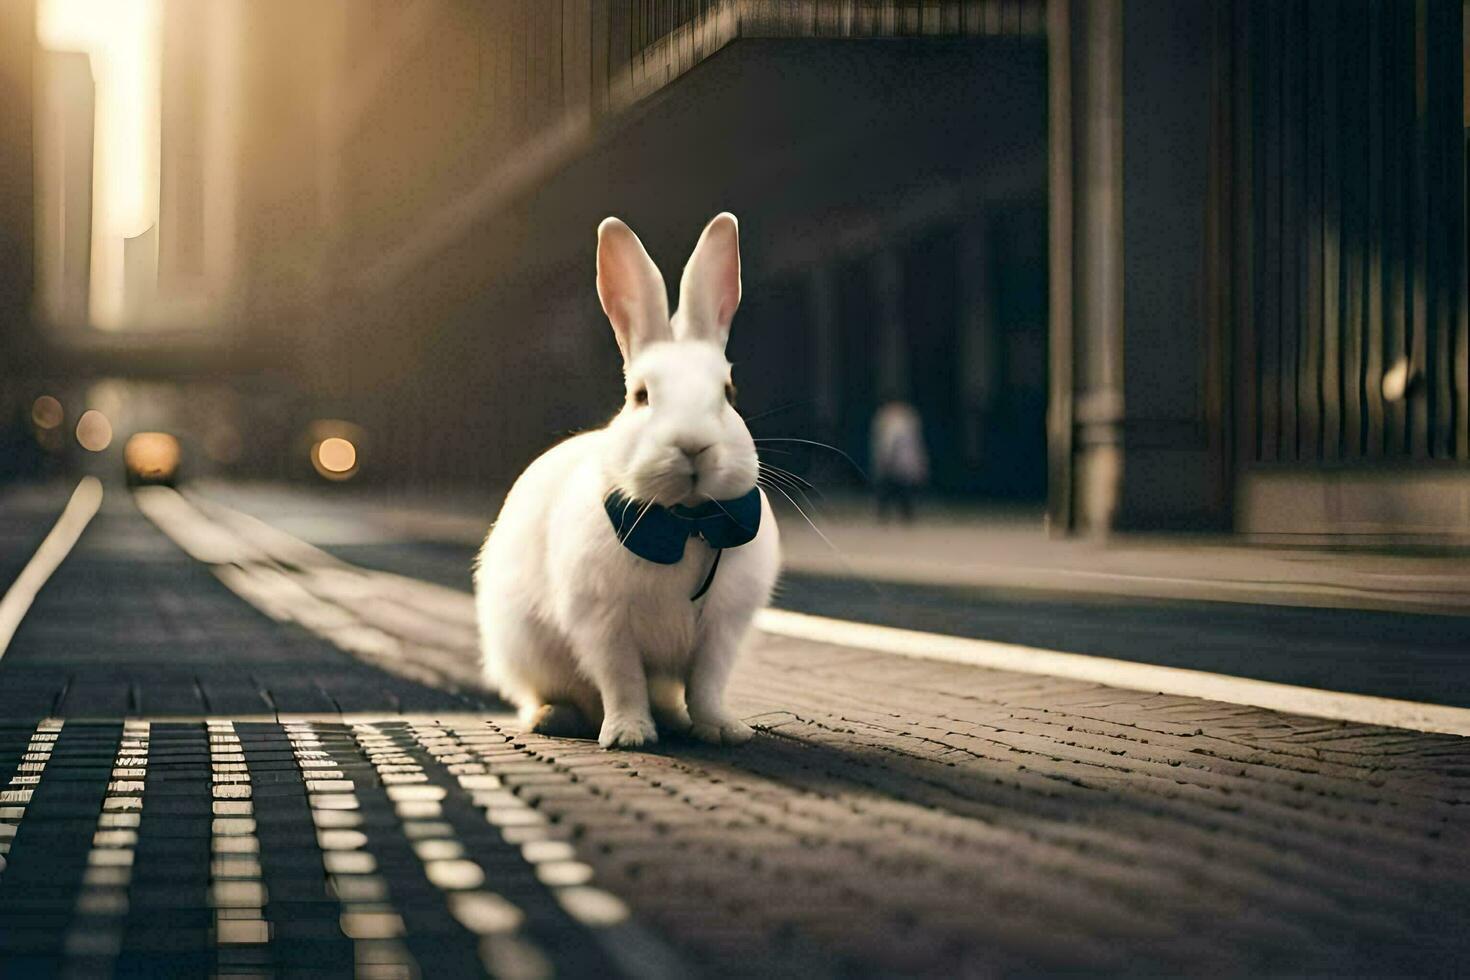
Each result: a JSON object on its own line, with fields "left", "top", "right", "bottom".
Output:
{"left": 0, "top": 5, "right": 1466, "bottom": 975}
{"left": 36, "top": 0, "right": 160, "bottom": 330}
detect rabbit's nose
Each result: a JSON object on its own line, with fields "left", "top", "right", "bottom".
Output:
{"left": 680, "top": 444, "right": 713, "bottom": 465}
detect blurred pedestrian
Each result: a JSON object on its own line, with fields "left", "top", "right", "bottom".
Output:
{"left": 870, "top": 398, "right": 928, "bottom": 522}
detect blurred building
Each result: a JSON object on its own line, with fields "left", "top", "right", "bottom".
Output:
{"left": 155, "top": 0, "right": 243, "bottom": 330}
{"left": 0, "top": 0, "right": 36, "bottom": 355}
{"left": 33, "top": 49, "right": 94, "bottom": 329}
{"left": 0, "top": 0, "right": 38, "bottom": 480}
{"left": 304, "top": 4, "right": 1050, "bottom": 502}
{"left": 1, "top": 0, "right": 1466, "bottom": 542}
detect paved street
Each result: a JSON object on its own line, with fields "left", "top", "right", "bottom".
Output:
{"left": 1, "top": 479, "right": 1468, "bottom": 977}
{"left": 4, "top": 0, "right": 1466, "bottom": 976}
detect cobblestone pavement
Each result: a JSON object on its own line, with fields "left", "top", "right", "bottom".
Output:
{"left": 1, "top": 481, "right": 1467, "bottom": 977}
{"left": 191, "top": 480, "right": 1470, "bottom": 709}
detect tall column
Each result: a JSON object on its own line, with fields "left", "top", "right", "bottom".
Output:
{"left": 1049, "top": 0, "right": 1124, "bottom": 535}
{"left": 200, "top": 0, "right": 244, "bottom": 324}
{"left": 34, "top": 50, "right": 95, "bottom": 328}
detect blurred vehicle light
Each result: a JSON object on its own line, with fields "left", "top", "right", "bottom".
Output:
{"left": 124, "top": 432, "right": 181, "bottom": 486}
{"left": 312, "top": 436, "right": 358, "bottom": 481}
{"left": 76, "top": 410, "right": 114, "bottom": 452}
{"left": 31, "top": 395, "right": 64, "bottom": 430}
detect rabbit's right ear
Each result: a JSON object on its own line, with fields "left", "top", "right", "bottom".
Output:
{"left": 596, "top": 218, "right": 670, "bottom": 366}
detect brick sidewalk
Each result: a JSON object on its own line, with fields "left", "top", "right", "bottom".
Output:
{"left": 0, "top": 484, "right": 1467, "bottom": 975}
{"left": 0, "top": 716, "right": 672, "bottom": 977}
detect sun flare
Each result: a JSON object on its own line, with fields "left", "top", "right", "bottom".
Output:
{"left": 36, "top": 0, "right": 161, "bottom": 330}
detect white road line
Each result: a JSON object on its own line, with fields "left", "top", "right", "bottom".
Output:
{"left": 755, "top": 608, "right": 1470, "bottom": 738}
{"left": 0, "top": 478, "right": 103, "bottom": 659}
{"left": 139, "top": 487, "right": 482, "bottom": 692}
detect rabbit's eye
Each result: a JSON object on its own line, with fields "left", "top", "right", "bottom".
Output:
{"left": 724, "top": 382, "right": 737, "bottom": 406}
{"left": 632, "top": 386, "right": 649, "bottom": 406}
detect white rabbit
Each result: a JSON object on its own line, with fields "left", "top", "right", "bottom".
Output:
{"left": 474, "top": 212, "right": 781, "bottom": 749}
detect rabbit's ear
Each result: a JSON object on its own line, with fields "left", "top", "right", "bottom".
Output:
{"left": 673, "top": 212, "right": 741, "bottom": 350}
{"left": 597, "top": 217, "right": 671, "bottom": 365}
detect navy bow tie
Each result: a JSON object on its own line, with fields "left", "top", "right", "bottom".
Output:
{"left": 604, "top": 487, "right": 762, "bottom": 565}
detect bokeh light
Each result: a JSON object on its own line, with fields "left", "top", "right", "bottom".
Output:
{"left": 1381, "top": 358, "right": 1409, "bottom": 402}
{"left": 76, "top": 410, "right": 114, "bottom": 452}
{"left": 123, "top": 431, "right": 181, "bottom": 483}
{"left": 312, "top": 437, "right": 358, "bottom": 480}
{"left": 31, "top": 395, "right": 64, "bottom": 430}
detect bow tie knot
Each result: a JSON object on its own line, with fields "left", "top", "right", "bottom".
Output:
{"left": 604, "top": 488, "right": 762, "bottom": 565}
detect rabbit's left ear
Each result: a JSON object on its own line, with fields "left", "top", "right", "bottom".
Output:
{"left": 672, "top": 212, "right": 741, "bottom": 350}
{"left": 597, "top": 217, "right": 673, "bottom": 368}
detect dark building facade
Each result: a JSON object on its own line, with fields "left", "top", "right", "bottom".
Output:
{"left": 0, "top": 0, "right": 35, "bottom": 354}
{"left": 0, "top": 0, "right": 38, "bottom": 480}
{"left": 1, "top": 0, "right": 1465, "bottom": 540}
{"left": 1053, "top": 0, "right": 1466, "bottom": 537}
{"left": 1229, "top": 0, "right": 1469, "bottom": 538}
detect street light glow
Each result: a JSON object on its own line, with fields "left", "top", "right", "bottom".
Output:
{"left": 31, "top": 395, "right": 64, "bottom": 430}
{"left": 75, "top": 409, "right": 113, "bottom": 451}
{"left": 313, "top": 437, "right": 358, "bottom": 480}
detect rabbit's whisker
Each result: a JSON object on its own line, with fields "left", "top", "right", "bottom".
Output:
{"left": 702, "top": 494, "right": 743, "bottom": 527}
{"left": 755, "top": 469, "right": 796, "bottom": 496}
{"left": 752, "top": 438, "right": 867, "bottom": 482}
{"left": 758, "top": 463, "right": 822, "bottom": 508}
{"left": 757, "top": 469, "right": 822, "bottom": 517}
{"left": 759, "top": 461, "right": 818, "bottom": 494}
{"left": 619, "top": 496, "right": 658, "bottom": 546}
{"left": 740, "top": 399, "right": 815, "bottom": 425}
{"left": 758, "top": 470, "right": 818, "bottom": 511}
{"left": 759, "top": 479, "right": 848, "bottom": 565}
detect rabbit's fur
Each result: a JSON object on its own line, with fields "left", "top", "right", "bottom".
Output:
{"left": 474, "top": 214, "right": 780, "bottom": 749}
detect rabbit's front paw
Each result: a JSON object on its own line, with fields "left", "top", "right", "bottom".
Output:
{"left": 599, "top": 713, "right": 658, "bottom": 750}
{"left": 689, "top": 718, "right": 754, "bottom": 746}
